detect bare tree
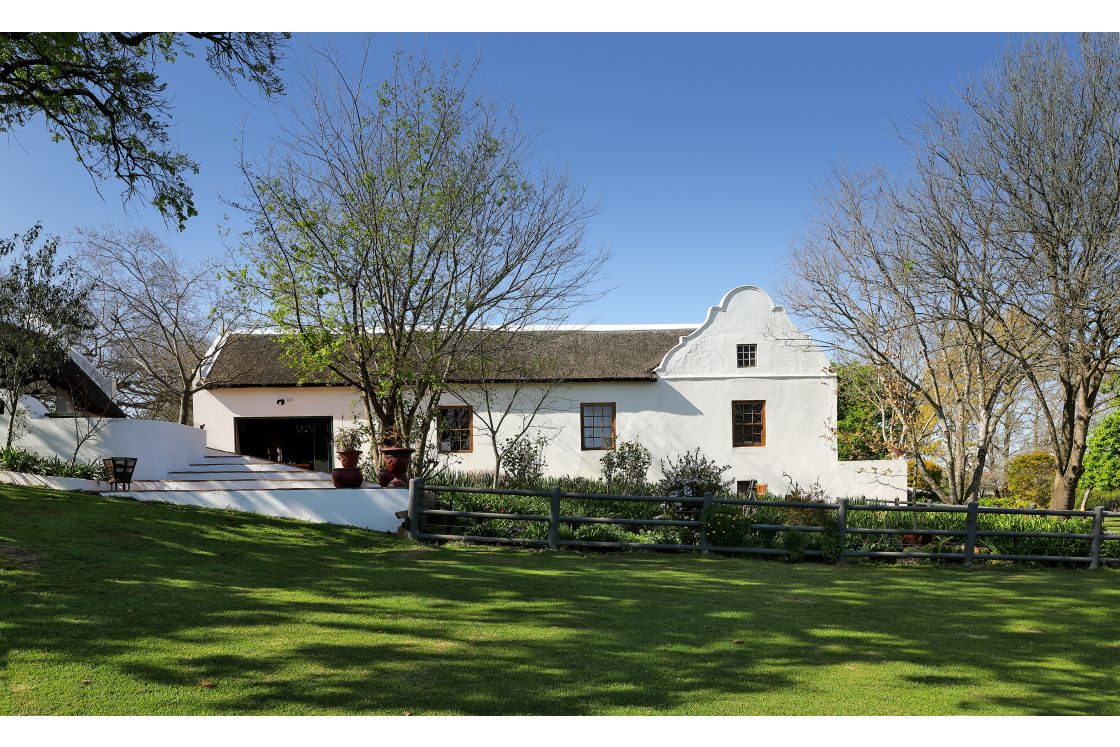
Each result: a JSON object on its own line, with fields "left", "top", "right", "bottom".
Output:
{"left": 229, "top": 46, "right": 605, "bottom": 475}
{"left": 442, "top": 331, "right": 570, "bottom": 486}
{"left": 907, "top": 34, "right": 1120, "bottom": 508}
{"left": 73, "top": 226, "right": 247, "bottom": 424}
{"left": 785, "top": 167, "right": 1021, "bottom": 504}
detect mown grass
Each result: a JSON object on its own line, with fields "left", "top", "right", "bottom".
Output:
{"left": 2, "top": 483, "right": 1119, "bottom": 715}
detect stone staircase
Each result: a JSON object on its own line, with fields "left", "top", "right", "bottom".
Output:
{"left": 121, "top": 449, "right": 342, "bottom": 492}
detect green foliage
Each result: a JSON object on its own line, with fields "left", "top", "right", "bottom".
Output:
{"left": 0, "top": 224, "right": 93, "bottom": 447}
{"left": 600, "top": 437, "right": 652, "bottom": 493}
{"left": 1007, "top": 452, "right": 1055, "bottom": 506}
{"left": 574, "top": 523, "right": 644, "bottom": 545}
{"left": 0, "top": 33, "right": 287, "bottom": 229}
{"left": 501, "top": 434, "right": 548, "bottom": 489}
{"left": 781, "top": 528, "right": 809, "bottom": 562}
{"left": 426, "top": 467, "right": 1117, "bottom": 564}
{"left": 817, "top": 511, "right": 844, "bottom": 564}
{"left": 1083, "top": 410, "right": 1120, "bottom": 492}
{"left": 0, "top": 447, "right": 105, "bottom": 480}
{"left": 908, "top": 459, "right": 943, "bottom": 490}
{"left": 334, "top": 425, "right": 367, "bottom": 452}
{"left": 702, "top": 504, "right": 753, "bottom": 548}
{"left": 835, "top": 362, "right": 890, "bottom": 460}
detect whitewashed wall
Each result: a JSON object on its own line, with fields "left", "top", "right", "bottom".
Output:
{"left": 12, "top": 414, "right": 206, "bottom": 480}
{"left": 193, "top": 286, "right": 905, "bottom": 500}
{"left": 128, "top": 487, "right": 409, "bottom": 533}
{"left": 193, "top": 386, "right": 370, "bottom": 454}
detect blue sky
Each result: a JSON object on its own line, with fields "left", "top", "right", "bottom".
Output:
{"left": 0, "top": 33, "right": 1019, "bottom": 323}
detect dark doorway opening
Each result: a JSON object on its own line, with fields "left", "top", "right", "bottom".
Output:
{"left": 235, "top": 417, "right": 333, "bottom": 472}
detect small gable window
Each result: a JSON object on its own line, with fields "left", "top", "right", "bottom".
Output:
{"left": 737, "top": 343, "right": 757, "bottom": 368}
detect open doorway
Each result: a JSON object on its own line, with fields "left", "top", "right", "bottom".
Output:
{"left": 235, "top": 417, "right": 334, "bottom": 473}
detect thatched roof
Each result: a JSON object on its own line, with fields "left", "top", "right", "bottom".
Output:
{"left": 202, "top": 328, "right": 696, "bottom": 388}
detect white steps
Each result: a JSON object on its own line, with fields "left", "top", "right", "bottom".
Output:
{"left": 107, "top": 450, "right": 375, "bottom": 492}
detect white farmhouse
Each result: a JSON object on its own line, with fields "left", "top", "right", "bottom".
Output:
{"left": 192, "top": 286, "right": 905, "bottom": 500}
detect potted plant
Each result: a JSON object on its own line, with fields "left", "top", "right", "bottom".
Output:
{"left": 379, "top": 426, "right": 415, "bottom": 488}
{"left": 332, "top": 426, "right": 365, "bottom": 489}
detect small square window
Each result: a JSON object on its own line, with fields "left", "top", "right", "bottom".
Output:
{"left": 736, "top": 480, "right": 757, "bottom": 497}
{"left": 737, "top": 343, "right": 757, "bottom": 368}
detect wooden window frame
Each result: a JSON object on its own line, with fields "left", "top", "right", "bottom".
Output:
{"left": 437, "top": 405, "right": 473, "bottom": 453}
{"left": 580, "top": 402, "right": 616, "bottom": 451}
{"left": 731, "top": 400, "right": 766, "bottom": 447}
{"left": 736, "top": 343, "right": 757, "bottom": 368}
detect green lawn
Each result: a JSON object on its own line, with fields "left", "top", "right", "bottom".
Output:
{"left": 2, "top": 484, "right": 1119, "bottom": 715}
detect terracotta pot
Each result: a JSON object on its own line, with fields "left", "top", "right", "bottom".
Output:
{"left": 332, "top": 449, "right": 364, "bottom": 488}
{"left": 380, "top": 446, "right": 415, "bottom": 488}
{"left": 376, "top": 468, "right": 392, "bottom": 488}
{"left": 337, "top": 449, "right": 362, "bottom": 469}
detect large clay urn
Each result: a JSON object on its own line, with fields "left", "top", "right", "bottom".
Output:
{"left": 380, "top": 446, "right": 415, "bottom": 488}
{"left": 332, "top": 448, "right": 364, "bottom": 488}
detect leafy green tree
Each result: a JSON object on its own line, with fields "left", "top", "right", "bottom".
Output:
{"left": 231, "top": 50, "right": 602, "bottom": 475}
{"left": 1083, "top": 411, "right": 1120, "bottom": 493}
{"left": 835, "top": 362, "right": 890, "bottom": 460}
{"left": 0, "top": 33, "right": 287, "bottom": 229}
{"left": 0, "top": 224, "right": 92, "bottom": 447}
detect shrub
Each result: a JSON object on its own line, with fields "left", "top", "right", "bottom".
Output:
{"left": 463, "top": 520, "right": 516, "bottom": 539}
{"left": 501, "top": 434, "right": 548, "bottom": 489}
{"left": 817, "top": 511, "right": 844, "bottom": 564}
{"left": 908, "top": 459, "right": 943, "bottom": 490}
{"left": 1007, "top": 452, "right": 1055, "bottom": 506}
{"left": 600, "top": 437, "right": 652, "bottom": 493}
{"left": 0, "top": 447, "right": 105, "bottom": 481}
{"left": 638, "top": 525, "right": 689, "bottom": 546}
{"left": 782, "top": 528, "right": 808, "bottom": 561}
{"left": 702, "top": 504, "right": 752, "bottom": 548}
{"left": 574, "top": 523, "right": 644, "bottom": 545}
{"left": 658, "top": 448, "right": 732, "bottom": 498}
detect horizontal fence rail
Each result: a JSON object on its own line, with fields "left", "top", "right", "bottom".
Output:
{"left": 407, "top": 479, "right": 1120, "bottom": 569}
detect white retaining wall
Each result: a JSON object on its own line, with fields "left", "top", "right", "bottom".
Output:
{"left": 0, "top": 470, "right": 105, "bottom": 492}
{"left": 124, "top": 487, "right": 410, "bottom": 533}
{"left": 12, "top": 416, "right": 207, "bottom": 480}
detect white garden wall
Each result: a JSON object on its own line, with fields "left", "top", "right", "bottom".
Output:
{"left": 125, "top": 487, "right": 409, "bottom": 533}
{"left": 12, "top": 415, "right": 206, "bottom": 480}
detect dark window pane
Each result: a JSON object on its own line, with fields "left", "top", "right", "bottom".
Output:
{"left": 732, "top": 401, "right": 765, "bottom": 446}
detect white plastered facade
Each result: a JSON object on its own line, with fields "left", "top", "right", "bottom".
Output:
{"left": 193, "top": 286, "right": 905, "bottom": 500}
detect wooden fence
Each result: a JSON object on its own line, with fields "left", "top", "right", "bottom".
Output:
{"left": 406, "top": 479, "right": 1120, "bottom": 569}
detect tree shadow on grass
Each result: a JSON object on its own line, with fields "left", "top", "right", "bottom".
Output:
{"left": 1, "top": 488, "right": 1119, "bottom": 714}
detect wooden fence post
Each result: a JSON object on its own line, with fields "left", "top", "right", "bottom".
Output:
{"left": 1090, "top": 505, "right": 1105, "bottom": 570}
{"left": 408, "top": 477, "right": 424, "bottom": 540}
{"left": 836, "top": 498, "right": 848, "bottom": 563}
{"left": 699, "top": 493, "right": 713, "bottom": 553}
{"left": 549, "top": 486, "right": 561, "bottom": 550}
{"left": 963, "top": 501, "right": 979, "bottom": 567}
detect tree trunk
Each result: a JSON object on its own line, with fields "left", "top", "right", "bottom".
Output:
{"left": 178, "top": 391, "right": 191, "bottom": 425}
{"left": 1049, "top": 385, "right": 1095, "bottom": 510}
